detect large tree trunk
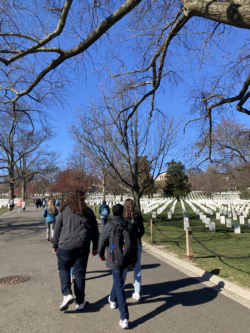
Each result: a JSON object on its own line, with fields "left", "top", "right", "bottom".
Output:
{"left": 8, "top": 180, "right": 14, "bottom": 210}
{"left": 22, "top": 180, "right": 26, "bottom": 201}
{"left": 133, "top": 190, "right": 141, "bottom": 214}
{"left": 8, "top": 183, "right": 14, "bottom": 200}
{"left": 102, "top": 175, "right": 106, "bottom": 201}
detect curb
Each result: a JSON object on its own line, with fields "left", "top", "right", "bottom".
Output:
{"left": 142, "top": 240, "right": 250, "bottom": 303}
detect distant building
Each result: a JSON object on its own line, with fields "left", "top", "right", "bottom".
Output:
{"left": 155, "top": 172, "right": 168, "bottom": 181}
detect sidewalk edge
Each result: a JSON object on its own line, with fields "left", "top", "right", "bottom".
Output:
{"left": 142, "top": 240, "right": 250, "bottom": 302}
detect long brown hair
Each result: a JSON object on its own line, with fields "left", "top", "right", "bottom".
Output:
{"left": 48, "top": 199, "right": 56, "bottom": 214}
{"left": 123, "top": 198, "right": 136, "bottom": 220}
{"left": 60, "top": 190, "right": 87, "bottom": 216}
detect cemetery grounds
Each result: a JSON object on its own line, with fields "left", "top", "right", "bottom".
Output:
{"left": 141, "top": 193, "right": 250, "bottom": 290}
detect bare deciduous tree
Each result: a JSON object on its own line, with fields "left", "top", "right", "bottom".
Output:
{"left": 0, "top": 102, "right": 57, "bottom": 201}
{"left": 70, "top": 94, "right": 180, "bottom": 212}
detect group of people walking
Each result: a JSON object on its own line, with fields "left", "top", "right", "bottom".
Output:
{"left": 50, "top": 192, "right": 144, "bottom": 329}
{"left": 9, "top": 199, "right": 26, "bottom": 212}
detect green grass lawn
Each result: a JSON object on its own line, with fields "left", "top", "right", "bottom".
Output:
{"left": 142, "top": 200, "right": 250, "bottom": 289}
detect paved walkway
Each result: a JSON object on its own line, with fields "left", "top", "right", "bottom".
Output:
{"left": 1, "top": 206, "right": 250, "bottom": 333}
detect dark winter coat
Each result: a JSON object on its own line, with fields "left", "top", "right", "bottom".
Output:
{"left": 52, "top": 206, "right": 99, "bottom": 250}
{"left": 126, "top": 213, "right": 145, "bottom": 245}
{"left": 98, "top": 215, "right": 138, "bottom": 270}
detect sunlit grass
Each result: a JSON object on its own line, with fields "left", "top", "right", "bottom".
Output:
{"left": 142, "top": 200, "right": 250, "bottom": 289}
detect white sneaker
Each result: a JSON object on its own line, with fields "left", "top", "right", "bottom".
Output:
{"left": 76, "top": 301, "right": 86, "bottom": 311}
{"left": 59, "top": 295, "right": 74, "bottom": 311}
{"left": 108, "top": 296, "right": 116, "bottom": 309}
{"left": 132, "top": 292, "right": 141, "bottom": 301}
{"left": 70, "top": 274, "right": 74, "bottom": 283}
{"left": 119, "top": 319, "right": 129, "bottom": 329}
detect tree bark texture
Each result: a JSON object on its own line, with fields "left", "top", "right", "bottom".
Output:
{"left": 183, "top": 0, "right": 250, "bottom": 29}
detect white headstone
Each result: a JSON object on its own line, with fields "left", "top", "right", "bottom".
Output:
{"left": 209, "top": 222, "right": 216, "bottom": 232}
{"left": 234, "top": 223, "right": 241, "bottom": 234}
{"left": 248, "top": 219, "right": 250, "bottom": 228}
{"left": 205, "top": 218, "right": 210, "bottom": 227}
{"left": 152, "top": 212, "right": 156, "bottom": 219}
{"left": 226, "top": 219, "right": 232, "bottom": 228}
{"left": 168, "top": 212, "right": 171, "bottom": 219}
{"left": 216, "top": 213, "right": 220, "bottom": 220}
{"left": 233, "top": 214, "right": 237, "bottom": 221}
{"left": 220, "top": 216, "right": 225, "bottom": 224}
{"left": 240, "top": 216, "right": 245, "bottom": 225}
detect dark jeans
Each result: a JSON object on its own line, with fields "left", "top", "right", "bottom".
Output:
{"left": 101, "top": 217, "right": 108, "bottom": 227}
{"left": 57, "top": 247, "right": 90, "bottom": 304}
{"left": 9, "top": 204, "right": 14, "bottom": 211}
{"left": 110, "top": 269, "right": 129, "bottom": 320}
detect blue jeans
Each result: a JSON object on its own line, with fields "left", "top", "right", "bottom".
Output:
{"left": 101, "top": 217, "right": 108, "bottom": 227}
{"left": 57, "top": 247, "right": 90, "bottom": 304}
{"left": 123, "top": 244, "right": 142, "bottom": 293}
{"left": 110, "top": 269, "right": 129, "bottom": 320}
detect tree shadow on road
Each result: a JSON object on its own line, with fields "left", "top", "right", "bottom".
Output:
{"left": 128, "top": 277, "right": 224, "bottom": 329}
{"left": 64, "top": 276, "right": 224, "bottom": 322}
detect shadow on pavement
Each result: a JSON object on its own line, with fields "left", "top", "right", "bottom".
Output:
{"left": 65, "top": 277, "right": 224, "bottom": 326}
{"left": 128, "top": 277, "right": 224, "bottom": 328}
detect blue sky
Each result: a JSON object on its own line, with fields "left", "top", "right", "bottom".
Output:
{"left": 45, "top": 16, "right": 250, "bottom": 170}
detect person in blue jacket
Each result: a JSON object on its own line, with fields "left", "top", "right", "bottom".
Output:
{"left": 99, "top": 200, "right": 110, "bottom": 227}
{"left": 43, "top": 199, "right": 58, "bottom": 241}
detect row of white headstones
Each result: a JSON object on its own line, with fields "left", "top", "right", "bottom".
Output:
{"left": 86, "top": 197, "right": 176, "bottom": 215}
{"left": 180, "top": 199, "right": 250, "bottom": 233}
{"left": 0, "top": 198, "right": 19, "bottom": 209}
{"left": 86, "top": 197, "right": 248, "bottom": 235}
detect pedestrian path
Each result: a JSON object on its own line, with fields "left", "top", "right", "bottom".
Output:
{"left": 0, "top": 206, "right": 250, "bottom": 333}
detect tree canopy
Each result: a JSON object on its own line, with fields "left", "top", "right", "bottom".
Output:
{"left": 163, "top": 160, "right": 191, "bottom": 200}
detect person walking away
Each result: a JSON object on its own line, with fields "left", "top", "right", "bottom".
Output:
{"left": 99, "top": 200, "right": 110, "bottom": 227}
{"left": 123, "top": 198, "right": 145, "bottom": 301}
{"left": 9, "top": 199, "right": 14, "bottom": 211}
{"left": 16, "top": 199, "right": 22, "bottom": 212}
{"left": 52, "top": 190, "right": 99, "bottom": 312}
{"left": 22, "top": 201, "right": 26, "bottom": 212}
{"left": 42, "top": 198, "right": 46, "bottom": 208}
{"left": 98, "top": 204, "right": 138, "bottom": 329}
{"left": 43, "top": 199, "right": 58, "bottom": 242}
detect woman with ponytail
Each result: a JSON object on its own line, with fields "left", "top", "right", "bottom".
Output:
{"left": 123, "top": 198, "right": 145, "bottom": 301}
{"left": 52, "top": 191, "right": 99, "bottom": 312}
{"left": 42, "top": 199, "right": 58, "bottom": 241}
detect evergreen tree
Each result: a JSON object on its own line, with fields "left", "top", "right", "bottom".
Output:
{"left": 163, "top": 160, "right": 191, "bottom": 200}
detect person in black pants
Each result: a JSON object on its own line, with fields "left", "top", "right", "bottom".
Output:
{"left": 98, "top": 204, "right": 137, "bottom": 329}
{"left": 52, "top": 190, "right": 99, "bottom": 312}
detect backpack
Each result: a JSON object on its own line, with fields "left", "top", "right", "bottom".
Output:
{"left": 43, "top": 208, "right": 47, "bottom": 218}
{"left": 102, "top": 207, "right": 109, "bottom": 217}
{"left": 108, "top": 220, "right": 137, "bottom": 269}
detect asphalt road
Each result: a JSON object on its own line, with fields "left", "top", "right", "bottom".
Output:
{"left": 0, "top": 206, "right": 250, "bottom": 333}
